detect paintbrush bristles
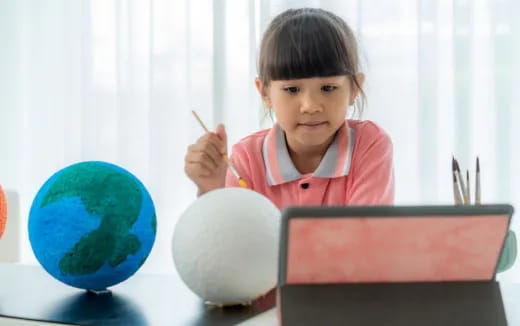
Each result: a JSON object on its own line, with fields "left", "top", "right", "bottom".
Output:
{"left": 453, "top": 157, "right": 467, "bottom": 201}
{"left": 452, "top": 157, "right": 456, "bottom": 172}
{"left": 451, "top": 155, "right": 481, "bottom": 206}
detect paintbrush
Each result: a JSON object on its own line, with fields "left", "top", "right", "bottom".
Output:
{"left": 465, "top": 169, "right": 470, "bottom": 204}
{"left": 475, "top": 157, "right": 481, "bottom": 205}
{"left": 453, "top": 157, "right": 468, "bottom": 203}
{"left": 191, "top": 110, "right": 248, "bottom": 188}
{"left": 452, "top": 157, "right": 463, "bottom": 205}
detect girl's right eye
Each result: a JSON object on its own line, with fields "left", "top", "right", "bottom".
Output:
{"left": 283, "top": 87, "right": 300, "bottom": 94}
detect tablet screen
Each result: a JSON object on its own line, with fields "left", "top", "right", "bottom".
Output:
{"left": 285, "top": 215, "right": 509, "bottom": 284}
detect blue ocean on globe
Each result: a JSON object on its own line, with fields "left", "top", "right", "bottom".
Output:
{"left": 28, "top": 161, "right": 156, "bottom": 291}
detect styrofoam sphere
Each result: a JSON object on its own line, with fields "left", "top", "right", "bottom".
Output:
{"left": 172, "top": 188, "right": 280, "bottom": 305}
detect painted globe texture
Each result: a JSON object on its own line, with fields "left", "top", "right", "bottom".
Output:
{"left": 172, "top": 188, "right": 280, "bottom": 305}
{"left": 0, "top": 185, "right": 6, "bottom": 238}
{"left": 28, "top": 161, "right": 156, "bottom": 291}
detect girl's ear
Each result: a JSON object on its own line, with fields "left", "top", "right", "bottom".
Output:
{"left": 349, "top": 72, "right": 365, "bottom": 106}
{"left": 255, "top": 77, "right": 265, "bottom": 96}
{"left": 255, "top": 78, "right": 271, "bottom": 108}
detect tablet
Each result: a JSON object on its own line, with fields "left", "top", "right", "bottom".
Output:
{"left": 279, "top": 205, "right": 514, "bottom": 285}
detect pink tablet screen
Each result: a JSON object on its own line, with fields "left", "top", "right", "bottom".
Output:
{"left": 286, "top": 215, "right": 509, "bottom": 284}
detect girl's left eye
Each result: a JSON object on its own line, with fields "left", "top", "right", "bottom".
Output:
{"left": 321, "top": 85, "right": 338, "bottom": 92}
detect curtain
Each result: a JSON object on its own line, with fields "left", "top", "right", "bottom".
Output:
{"left": 1, "top": 0, "right": 519, "bottom": 280}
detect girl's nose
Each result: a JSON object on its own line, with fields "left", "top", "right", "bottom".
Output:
{"left": 300, "top": 93, "right": 323, "bottom": 114}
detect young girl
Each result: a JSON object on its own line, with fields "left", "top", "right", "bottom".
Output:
{"left": 185, "top": 8, "right": 394, "bottom": 210}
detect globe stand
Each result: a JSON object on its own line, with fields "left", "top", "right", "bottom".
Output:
{"left": 87, "top": 289, "right": 112, "bottom": 296}
{"left": 204, "top": 300, "right": 252, "bottom": 308}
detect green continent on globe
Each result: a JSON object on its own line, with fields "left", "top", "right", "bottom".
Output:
{"left": 40, "top": 163, "right": 143, "bottom": 275}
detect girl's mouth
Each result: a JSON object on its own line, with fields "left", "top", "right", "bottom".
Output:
{"left": 298, "top": 121, "right": 328, "bottom": 129}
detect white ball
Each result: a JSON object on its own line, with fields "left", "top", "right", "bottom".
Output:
{"left": 172, "top": 188, "right": 280, "bottom": 305}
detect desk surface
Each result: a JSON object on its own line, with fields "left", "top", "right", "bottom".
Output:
{"left": 0, "top": 263, "right": 275, "bottom": 326}
{"left": 3, "top": 263, "right": 520, "bottom": 326}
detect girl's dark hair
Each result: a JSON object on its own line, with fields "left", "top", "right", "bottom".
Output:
{"left": 258, "top": 8, "right": 366, "bottom": 117}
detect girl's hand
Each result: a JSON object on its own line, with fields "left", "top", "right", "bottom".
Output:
{"left": 184, "top": 124, "right": 228, "bottom": 195}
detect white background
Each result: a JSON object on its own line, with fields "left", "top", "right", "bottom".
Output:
{"left": 1, "top": 0, "right": 519, "bottom": 280}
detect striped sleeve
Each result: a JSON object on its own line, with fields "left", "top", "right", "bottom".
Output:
{"left": 346, "top": 122, "right": 395, "bottom": 205}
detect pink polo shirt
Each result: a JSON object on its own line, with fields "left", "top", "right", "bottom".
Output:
{"left": 225, "top": 119, "right": 394, "bottom": 210}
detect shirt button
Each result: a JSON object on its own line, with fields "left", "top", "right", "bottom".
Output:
{"left": 300, "top": 183, "right": 310, "bottom": 189}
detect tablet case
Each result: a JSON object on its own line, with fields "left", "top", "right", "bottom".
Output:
{"left": 277, "top": 205, "right": 513, "bottom": 326}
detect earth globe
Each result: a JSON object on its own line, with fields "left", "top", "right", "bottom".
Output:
{"left": 28, "top": 161, "right": 156, "bottom": 292}
{"left": 0, "top": 185, "right": 6, "bottom": 238}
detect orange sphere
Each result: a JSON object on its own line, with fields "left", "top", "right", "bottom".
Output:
{"left": 0, "top": 185, "right": 6, "bottom": 238}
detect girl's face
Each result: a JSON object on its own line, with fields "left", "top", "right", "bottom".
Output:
{"left": 256, "top": 75, "right": 363, "bottom": 152}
